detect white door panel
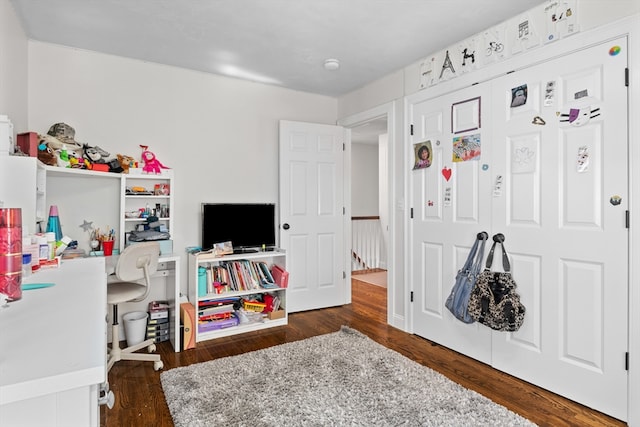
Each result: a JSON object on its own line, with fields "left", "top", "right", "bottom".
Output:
{"left": 410, "top": 37, "right": 628, "bottom": 420}
{"left": 410, "top": 84, "right": 493, "bottom": 363}
{"left": 491, "top": 37, "right": 628, "bottom": 419}
{"left": 279, "top": 120, "right": 348, "bottom": 312}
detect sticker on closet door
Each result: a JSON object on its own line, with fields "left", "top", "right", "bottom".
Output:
{"left": 576, "top": 146, "right": 590, "bottom": 173}
{"left": 493, "top": 175, "right": 503, "bottom": 197}
{"left": 452, "top": 133, "right": 481, "bottom": 162}
{"left": 443, "top": 188, "right": 452, "bottom": 207}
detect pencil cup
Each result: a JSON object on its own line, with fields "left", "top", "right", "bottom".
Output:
{"left": 102, "top": 240, "right": 114, "bottom": 256}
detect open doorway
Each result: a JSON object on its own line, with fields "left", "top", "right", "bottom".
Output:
{"left": 349, "top": 117, "right": 388, "bottom": 289}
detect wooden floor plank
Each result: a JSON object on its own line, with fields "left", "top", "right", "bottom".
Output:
{"left": 100, "top": 279, "right": 626, "bottom": 427}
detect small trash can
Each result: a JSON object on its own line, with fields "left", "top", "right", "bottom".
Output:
{"left": 123, "top": 311, "right": 148, "bottom": 347}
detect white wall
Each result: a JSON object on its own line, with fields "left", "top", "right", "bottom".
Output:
{"left": 26, "top": 42, "right": 337, "bottom": 291}
{"left": 338, "top": 0, "right": 640, "bottom": 118}
{"left": 0, "top": 0, "right": 28, "bottom": 132}
{"left": 351, "top": 142, "right": 379, "bottom": 216}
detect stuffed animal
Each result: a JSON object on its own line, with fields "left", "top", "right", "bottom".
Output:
{"left": 37, "top": 142, "right": 57, "bottom": 166}
{"left": 141, "top": 149, "right": 170, "bottom": 174}
{"left": 117, "top": 154, "right": 138, "bottom": 174}
{"left": 83, "top": 144, "right": 110, "bottom": 164}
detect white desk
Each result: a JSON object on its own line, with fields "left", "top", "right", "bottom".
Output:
{"left": 0, "top": 257, "right": 106, "bottom": 427}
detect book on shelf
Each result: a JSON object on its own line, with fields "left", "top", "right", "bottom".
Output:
{"left": 198, "top": 304, "right": 235, "bottom": 320}
{"left": 272, "top": 264, "right": 289, "bottom": 288}
{"left": 198, "top": 315, "right": 239, "bottom": 333}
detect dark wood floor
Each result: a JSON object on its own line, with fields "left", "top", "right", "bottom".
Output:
{"left": 101, "top": 279, "right": 626, "bottom": 427}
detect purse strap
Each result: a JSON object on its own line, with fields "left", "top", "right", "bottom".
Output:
{"left": 485, "top": 233, "right": 511, "bottom": 272}
{"left": 461, "top": 231, "right": 488, "bottom": 274}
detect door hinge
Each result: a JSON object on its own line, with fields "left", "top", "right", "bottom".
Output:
{"left": 625, "top": 68, "right": 629, "bottom": 87}
{"left": 410, "top": 124, "right": 414, "bottom": 136}
{"left": 625, "top": 352, "right": 629, "bottom": 370}
{"left": 343, "top": 142, "right": 345, "bottom": 151}
{"left": 343, "top": 271, "right": 346, "bottom": 279}
{"left": 343, "top": 206, "right": 345, "bottom": 215}
{"left": 410, "top": 291, "right": 414, "bottom": 302}
{"left": 626, "top": 210, "right": 630, "bottom": 228}
{"left": 410, "top": 207, "right": 414, "bottom": 219}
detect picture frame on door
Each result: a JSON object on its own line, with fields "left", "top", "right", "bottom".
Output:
{"left": 451, "top": 96, "right": 481, "bottom": 134}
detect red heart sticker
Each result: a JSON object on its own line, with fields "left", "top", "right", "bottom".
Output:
{"left": 442, "top": 167, "right": 452, "bottom": 181}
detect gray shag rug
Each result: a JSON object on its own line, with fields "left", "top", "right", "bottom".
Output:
{"left": 161, "top": 326, "right": 536, "bottom": 426}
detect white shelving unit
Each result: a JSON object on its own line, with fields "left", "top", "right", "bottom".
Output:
{"left": 188, "top": 250, "right": 288, "bottom": 343}
{"left": 0, "top": 156, "right": 46, "bottom": 234}
{"left": 119, "top": 171, "right": 173, "bottom": 250}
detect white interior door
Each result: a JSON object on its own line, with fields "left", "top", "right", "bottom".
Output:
{"left": 410, "top": 37, "right": 629, "bottom": 420}
{"left": 489, "top": 37, "right": 628, "bottom": 420}
{"left": 410, "top": 83, "right": 493, "bottom": 364}
{"left": 279, "top": 120, "right": 348, "bottom": 312}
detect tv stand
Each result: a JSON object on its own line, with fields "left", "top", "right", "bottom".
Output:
{"left": 188, "top": 249, "right": 288, "bottom": 344}
{"left": 233, "top": 248, "right": 259, "bottom": 254}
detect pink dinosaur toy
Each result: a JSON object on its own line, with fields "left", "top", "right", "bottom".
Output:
{"left": 141, "top": 149, "right": 170, "bottom": 174}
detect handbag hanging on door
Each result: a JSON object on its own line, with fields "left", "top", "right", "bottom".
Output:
{"left": 445, "top": 231, "right": 489, "bottom": 323}
{"left": 468, "top": 233, "right": 526, "bottom": 332}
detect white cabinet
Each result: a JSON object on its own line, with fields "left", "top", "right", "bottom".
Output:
{"left": 188, "top": 250, "right": 288, "bottom": 343}
{"left": 0, "top": 257, "right": 106, "bottom": 427}
{"left": 0, "top": 156, "right": 46, "bottom": 234}
{"left": 119, "top": 171, "right": 173, "bottom": 249}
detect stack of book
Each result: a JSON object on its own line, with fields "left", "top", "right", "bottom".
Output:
{"left": 147, "top": 300, "right": 170, "bottom": 343}
{"left": 203, "top": 260, "right": 277, "bottom": 293}
{"left": 197, "top": 297, "right": 240, "bottom": 333}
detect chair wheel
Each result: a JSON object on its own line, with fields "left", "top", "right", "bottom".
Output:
{"left": 154, "top": 360, "right": 164, "bottom": 371}
{"left": 147, "top": 344, "right": 156, "bottom": 353}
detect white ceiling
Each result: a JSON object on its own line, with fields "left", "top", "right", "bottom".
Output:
{"left": 10, "top": 0, "right": 543, "bottom": 97}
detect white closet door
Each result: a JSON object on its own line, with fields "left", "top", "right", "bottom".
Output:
{"left": 490, "top": 37, "right": 629, "bottom": 420}
{"left": 409, "top": 84, "right": 493, "bottom": 363}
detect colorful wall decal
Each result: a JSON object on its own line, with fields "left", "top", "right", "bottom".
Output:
{"left": 559, "top": 106, "right": 600, "bottom": 126}
{"left": 442, "top": 166, "right": 452, "bottom": 181}
{"left": 413, "top": 141, "right": 433, "bottom": 170}
{"left": 452, "top": 133, "right": 481, "bottom": 162}
{"left": 510, "top": 84, "right": 528, "bottom": 108}
{"left": 609, "top": 45, "right": 621, "bottom": 56}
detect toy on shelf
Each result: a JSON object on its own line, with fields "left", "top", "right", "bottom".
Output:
{"left": 117, "top": 154, "right": 138, "bottom": 174}
{"left": 141, "top": 147, "right": 170, "bottom": 174}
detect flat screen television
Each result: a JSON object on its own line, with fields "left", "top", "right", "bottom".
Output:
{"left": 201, "top": 203, "right": 277, "bottom": 253}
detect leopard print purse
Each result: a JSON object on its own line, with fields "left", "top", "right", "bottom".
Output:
{"left": 467, "top": 233, "right": 526, "bottom": 332}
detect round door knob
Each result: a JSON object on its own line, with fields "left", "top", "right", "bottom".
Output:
{"left": 282, "top": 223, "right": 290, "bottom": 230}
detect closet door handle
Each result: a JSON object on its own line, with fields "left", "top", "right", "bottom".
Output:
{"left": 282, "top": 223, "right": 290, "bottom": 230}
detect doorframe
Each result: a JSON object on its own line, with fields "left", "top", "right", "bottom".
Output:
{"left": 338, "top": 101, "right": 405, "bottom": 329}
{"left": 404, "top": 14, "right": 639, "bottom": 424}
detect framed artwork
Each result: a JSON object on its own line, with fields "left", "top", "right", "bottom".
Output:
{"left": 451, "top": 97, "right": 481, "bottom": 134}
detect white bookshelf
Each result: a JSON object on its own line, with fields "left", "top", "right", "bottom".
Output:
{"left": 188, "top": 249, "right": 288, "bottom": 343}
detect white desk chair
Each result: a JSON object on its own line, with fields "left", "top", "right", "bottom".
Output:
{"left": 106, "top": 241, "right": 164, "bottom": 372}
